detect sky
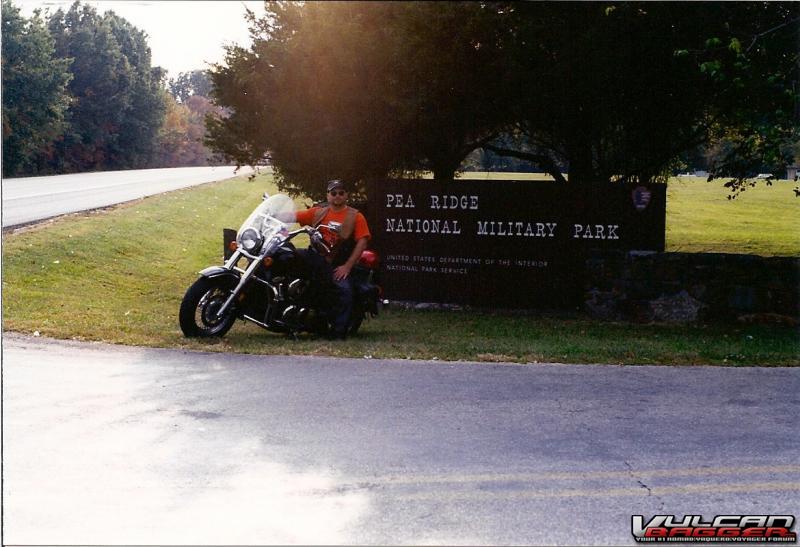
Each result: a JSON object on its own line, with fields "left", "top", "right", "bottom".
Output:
{"left": 16, "top": 0, "right": 265, "bottom": 77}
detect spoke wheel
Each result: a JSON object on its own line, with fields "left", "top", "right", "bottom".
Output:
{"left": 179, "top": 277, "right": 237, "bottom": 337}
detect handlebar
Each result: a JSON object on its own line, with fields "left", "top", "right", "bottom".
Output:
{"left": 285, "top": 224, "right": 335, "bottom": 254}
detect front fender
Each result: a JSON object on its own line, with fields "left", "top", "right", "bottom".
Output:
{"left": 198, "top": 266, "right": 240, "bottom": 288}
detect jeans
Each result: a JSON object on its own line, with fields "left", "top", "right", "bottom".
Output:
{"left": 299, "top": 247, "right": 353, "bottom": 334}
{"left": 331, "top": 276, "right": 354, "bottom": 334}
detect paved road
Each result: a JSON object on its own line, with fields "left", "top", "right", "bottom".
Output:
{"left": 1, "top": 165, "right": 255, "bottom": 228}
{"left": 3, "top": 334, "right": 799, "bottom": 545}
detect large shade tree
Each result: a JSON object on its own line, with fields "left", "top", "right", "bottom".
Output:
{"left": 489, "top": 2, "right": 799, "bottom": 189}
{"left": 207, "top": 1, "right": 798, "bottom": 197}
{"left": 207, "top": 1, "right": 517, "bottom": 197}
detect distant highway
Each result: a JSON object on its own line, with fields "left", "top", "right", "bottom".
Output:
{"left": 1, "top": 165, "right": 255, "bottom": 228}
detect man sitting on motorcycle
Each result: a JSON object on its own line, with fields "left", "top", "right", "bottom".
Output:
{"left": 295, "top": 180, "right": 371, "bottom": 339}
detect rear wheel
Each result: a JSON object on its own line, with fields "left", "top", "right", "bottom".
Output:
{"left": 179, "top": 277, "right": 237, "bottom": 337}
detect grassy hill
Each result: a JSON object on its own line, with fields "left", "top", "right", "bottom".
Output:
{"left": 2, "top": 172, "right": 797, "bottom": 365}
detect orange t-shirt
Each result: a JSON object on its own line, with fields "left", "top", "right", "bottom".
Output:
{"left": 296, "top": 206, "right": 371, "bottom": 250}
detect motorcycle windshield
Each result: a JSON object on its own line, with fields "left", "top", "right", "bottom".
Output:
{"left": 237, "top": 194, "right": 297, "bottom": 242}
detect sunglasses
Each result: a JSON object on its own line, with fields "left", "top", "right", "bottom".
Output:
{"left": 329, "top": 190, "right": 347, "bottom": 196}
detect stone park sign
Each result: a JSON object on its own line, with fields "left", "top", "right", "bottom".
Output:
{"left": 364, "top": 179, "right": 666, "bottom": 309}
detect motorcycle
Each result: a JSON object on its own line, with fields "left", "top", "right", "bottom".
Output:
{"left": 179, "top": 193, "right": 383, "bottom": 339}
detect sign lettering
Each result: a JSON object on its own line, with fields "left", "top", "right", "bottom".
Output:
{"left": 364, "top": 179, "right": 666, "bottom": 308}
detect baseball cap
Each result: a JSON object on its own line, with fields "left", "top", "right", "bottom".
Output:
{"left": 327, "top": 179, "right": 346, "bottom": 193}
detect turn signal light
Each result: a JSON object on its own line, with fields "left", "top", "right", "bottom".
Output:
{"left": 262, "top": 256, "right": 274, "bottom": 268}
{"left": 228, "top": 240, "right": 238, "bottom": 252}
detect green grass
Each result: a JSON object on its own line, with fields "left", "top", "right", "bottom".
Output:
{"left": 666, "top": 175, "right": 799, "bottom": 256}
{"left": 2, "top": 172, "right": 797, "bottom": 365}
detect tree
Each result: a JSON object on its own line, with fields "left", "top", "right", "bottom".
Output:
{"left": 159, "top": 68, "right": 223, "bottom": 167}
{"left": 487, "top": 2, "right": 711, "bottom": 185}
{"left": 381, "top": 2, "right": 519, "bottom": 181}
{"left": 699, "top": 3, "right": 799, "bottom": 194}
{"left": 105, "top": 12, "right": 169, "bottom": 169}
{"left": 207, "top": 1, "right": 517, "bottom": 198}
{"left": 157, "top": 96, "right": 192, "bottom": 166}
{"left": 169, "top": 70, "right": 213, "bottom": 103}
{"left": 157, "top": 92, "right": 224, "bottom": 167}
{"left": 1, "top": 0, "right": 72, "bottom": 177}
{"left": 488, "top": 2, "right": 799, "bottom": 188}
{"left": 207, "top": 1, "right": 798, "bottom": 197}
{"left": 207, "top": 1, "right": 398, "bottom": 197}
{"left": 47, "top": 1, "right": 167, "bottom": 172}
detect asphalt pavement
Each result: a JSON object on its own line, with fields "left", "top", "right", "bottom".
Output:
{"left": 1, "top": 165, "right": 255, "bottom": 227}
{"left": 2, "top": 333, "right": 798, "bottom": 545}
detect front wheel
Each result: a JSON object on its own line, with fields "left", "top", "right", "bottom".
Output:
{"left": 179, "top": 277, "right": 237, "bottom": 337}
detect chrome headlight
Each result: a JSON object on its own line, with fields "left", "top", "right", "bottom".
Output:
{"left": 239, "top": 228, "right": 263, "bottom": 253}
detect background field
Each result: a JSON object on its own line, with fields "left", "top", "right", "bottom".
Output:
{"left": 2, "top": 172, "right": 797, "bottom": 365}
{"left": 665, "top": 175, "right": 798, "bottom": 256}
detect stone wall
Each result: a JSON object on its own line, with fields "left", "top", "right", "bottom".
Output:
{"left": 585, "top": 251, "right": 800, "bottom": 323}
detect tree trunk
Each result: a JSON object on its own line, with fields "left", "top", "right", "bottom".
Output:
{"left": 481, "top": 144, "right": 568, "bottom": 184}
{"left": 431, "top": 158, "right": 459, "bottom": 182}
{"left": 432, "top": 168, "right": 456, "bottom": 182}
{"left": 566, "top": 140, "right": 594, "bottom": 185}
